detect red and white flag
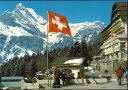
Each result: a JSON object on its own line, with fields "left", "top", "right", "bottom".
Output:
{"left": 48, "top": 11, "right": 72, "bottom": 36}
{"left": 111, "top": 32, "right": 116, "bottom": 38}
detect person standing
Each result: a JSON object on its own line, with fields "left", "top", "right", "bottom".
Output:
{"left": 116, "top": 66, "right": 124, "bottom": 85}
{"left": 124, "top": 62, "right": 128, "bottom": 80}
{"left": 53, "top": 66, "right": 61, "bottom": 88}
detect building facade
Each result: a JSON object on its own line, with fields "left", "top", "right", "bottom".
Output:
{"left": 99, "top": 2, "right": 127, "bottom": 70}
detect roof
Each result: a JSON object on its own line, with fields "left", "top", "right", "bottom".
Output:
{"left": 111, "top": 2, "right": 128, "bottom": 22}
{"left": 64, "top": 58, "right": 83, "bottom": 65}
{"left": 53, "top": 64, "right": 82, "bottom": 68}
{"left": 101, "top": 2, "right": 127, "bottom": 34}
{"left": 114, "top": 2, "right": 128, "bottom": 7}
{"left": 1, "top": 77, "right": 23, "bottom": 80}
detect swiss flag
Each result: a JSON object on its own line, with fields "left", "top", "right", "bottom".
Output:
{"left": 48, "top": 11, "right": 72, "bottom": 36}
{"left": 111, "top": 32, "right": 116, "bottom": 38}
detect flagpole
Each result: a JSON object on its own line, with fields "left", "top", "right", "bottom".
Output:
{"left": 47, "top": 11, "right": 49, "bottom": 86}
{"left": 46, "top": 11, "right": 72, "bottom": 87}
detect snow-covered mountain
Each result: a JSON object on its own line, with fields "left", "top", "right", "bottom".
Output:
{"left": 70, "top": 21, "right": 104, "bottom": 42}
{"left": 0, "top": 3, "right": 104, "bottom": 63}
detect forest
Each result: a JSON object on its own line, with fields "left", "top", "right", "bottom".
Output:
{"left": 0, "top": 40, "right": 101, "bottom": 78}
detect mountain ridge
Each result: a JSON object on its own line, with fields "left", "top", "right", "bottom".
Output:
{"left": 0, "top": 3, "right": 104, "bottom": 63}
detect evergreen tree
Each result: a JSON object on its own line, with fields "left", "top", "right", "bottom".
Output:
{"left": 0, "top": 40, "right": 99, "bottom": 77}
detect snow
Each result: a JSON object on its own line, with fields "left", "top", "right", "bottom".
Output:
{"left": 27, "top": 8, "right": 46, "bottom": 24}
{"left": 41, "top": 73, "right": 127, "bottom": 89}
{"left": 27, "top": 50, "right": 35, "bottom": 56}
{"left": 0, "top": 51, "right": 5, "bottom": 57}
{"left": 17, "top": 50, "right": 34, "bottom": 58}
{"left": 7, "top": 53, "right": 14, "bottom": 60}
{"left": 0, "top": 22, "right": 33, "bottom": 37}
{"left": 36, "top": 23, "right": 47, "bottom": 34}
{"left": 69, "top": 21, "right": 103, "bottom": 36}
{"left": 64, "top": 58, "right": 83, "bottom": 65}
{"left": 27, "top": 8, "right": 38, "bottom": 19}
{"left": 14, "top": 45, "right": 34, "bottom": 56}
{"left": 16, "top": 3, "right": 24, "bottom": 9}
{"left": 15, "top": 20, "right": 31, "bottom": 30}
{"left": 48, "top": 33, "right": 61, "bottom": 43}
{"left": 8, "top": 26, "right": 32, "bottom": 36}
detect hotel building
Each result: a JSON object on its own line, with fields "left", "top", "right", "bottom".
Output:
{"left": 94, "top": 2, "right": 127, "bottom": 70}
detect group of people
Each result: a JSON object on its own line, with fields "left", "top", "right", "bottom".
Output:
{"left": 53, "top": 66, "right": 74, "bottom": 88}
{"left": 116, "top": 63, "right": 128, "bottom": 86}
{"left": 52, "top": 63, "right": 128, "bottom": 87}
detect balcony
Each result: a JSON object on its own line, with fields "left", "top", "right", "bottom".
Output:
{"left": 117, "top": 34, "right": 127, "bottom": 39}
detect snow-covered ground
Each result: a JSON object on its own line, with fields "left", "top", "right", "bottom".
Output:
{"left": 38, "top": 77, "right": 127, "bottom": 89}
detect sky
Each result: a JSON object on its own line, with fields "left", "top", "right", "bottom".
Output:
{"left": 0, "top": 0, "right": 127, "bottom": 26}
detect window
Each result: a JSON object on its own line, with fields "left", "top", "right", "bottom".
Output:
{"left": 116, "top": 52, "right": 119, "bottom": 58}
{"left": 120, "top": 42, "right": 126, "bottom": 48}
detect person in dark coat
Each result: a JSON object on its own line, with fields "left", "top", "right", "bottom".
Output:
{"left": 60, "top": 70, "right": 66, "bottom": 86}
{"left": 116, "top": 66, "right": 124, "bottom": 85}
{"left": 53, "top": 66, "right": 61, "bottom": 88}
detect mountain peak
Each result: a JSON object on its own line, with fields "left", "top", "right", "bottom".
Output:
{"left": 17, "top": 3, "right": 23, "bottom": 6}
{"left": 16, "top": 3, "right": 25, "bottom": 10}
{"left": 0, "top": 3, "right": 105, "bottom": 63}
